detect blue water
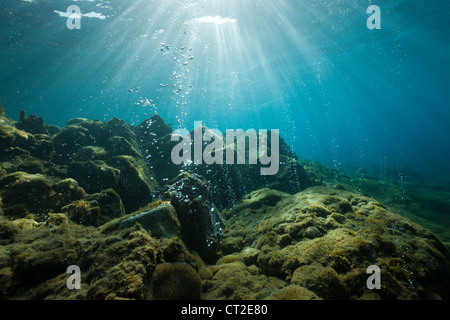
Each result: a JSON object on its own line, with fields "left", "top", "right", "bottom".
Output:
{"left": 1, "top": 0, "right": 449, "bottom": 178}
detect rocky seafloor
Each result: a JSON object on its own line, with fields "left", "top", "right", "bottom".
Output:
{"left": 0, "top": 103, "right": 449, "bottom": 300}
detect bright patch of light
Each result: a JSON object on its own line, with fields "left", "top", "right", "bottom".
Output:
{"left": 54, "top": 10, "right": 106, "bottom": 20}
{"left": 193, "top": 15, "right": 237, "bottom": 25}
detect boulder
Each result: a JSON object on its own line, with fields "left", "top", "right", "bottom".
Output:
{"left": 150, "top": 262, "right": 202, "bottom": 300}
{"left": 109, "top": 202, "right": 181, "bottom": 238}
{"left": 15, "top": 111, "right": 48, "bottom": 135}
{"left": 0, "top": 121, "right": 53, "bottom": 160}
{"left": 77, "top": 117, "right": 137, "bottom": 147}
{"left": 104, "top": 136, "right": 140, "bottom": 158}
{"left": 62, "top": 189, "right": 125, "bottom": 226}
{"left": 135, "top": 116, "right": 314, "bottom": 210}
{"left": 106, "top": 155, "right": 158, "bottom": 213}
{"left": 52, "top": 125, "right": 90, "bottom": 163}
{"left": 163, "top": 172, "right": 224, "bottom": 263}
{"left": 220, "top": 186, "right": 450, "bottom": 299}
{"left": 135, "top": 114, "right": 179, "bottom": 183}
{"left": 74, "top": 146, "right": 108, "bottom": 162}
{"left": 0, "top": 172, "right": 86, "bottom": 218}
{"left": 67, "top": 160, "right": 120, "bottom": 194}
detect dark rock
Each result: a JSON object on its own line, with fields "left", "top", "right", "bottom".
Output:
{"left": 0, "top": 218, "right": 20, "bottom": 243}
{"left": 45, "top": 124, "right": 61, "bottom": 136}
{"left": 135, "top": 114, "right": 179, "bottom": 183}
{"left": 0, "top": 172, "right": 85, "bottom": 218}
{"left": 67, "top": 160, "right": 120, "bottom": 194}
{"left": 106, "top": 155, "right": 158, "bottom": 213}
{"left": 66, "top": 118, "right": 92, "bottom": 126}
{"left": 105, "top": 136, "right": 140, "bottom": 158}
{"left": 77, "top": 117, "right": 137, "bottom": 147}
{"left": 116, "top": 202, "right": 181, "bottom": 238}
{"left": 15, "top": 111, "right": 48, "bottom": 135}
{"left": 86, "top": 189, "right": 125, "bottom": 222}
{"left": 135, "top": 116, "right": 314, "bottom": 210}
{"left": 24, "top": 134, "right": 53, "bottom": 159}
{"left": 163, "top": 172, "right": 224, "bottom": 263}
{"left": 265, "top": 156, "right": 313, "bottom": 194}
{"left": 0, "top": 122, "right": 52, "bottom": 160}
{"left": 62, "top": 189, "right": 124, "bottom": 226}
{"left": 136, "top": 114, "right": 173, "bottom": 142}
{"left": 74, "top": 146, "right": 108, "bottom": 161}
{"left": 104, "top": 117, "right": 137, "bottom": 144}
{"left": 52, "top": 125, "right": 89, "bottom": 163}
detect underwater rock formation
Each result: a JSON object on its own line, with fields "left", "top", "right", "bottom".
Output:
{"left": 218, "top": 186, "right": 450, "bottom": 299}
{"left": 106, "top": 155, "right": 156, "bottom": 213}
{"left": 0, "top": 172, "right": 86, "bottom": 218}
{"left": 1, "top": 105, "right": 449, "bottom": 300}
{"left": 136, "top": 115, "right": 314, "bottom": 209}
{"left": 163, "top": 172, "right": 224, "bottom": 263}
{"left": 150, "top": 262, "right": 202, "bottom": 300}
{"left": 15, "top": 111, "right": 48, "bottom": 135}
{"left": 102, "top": 201, "right": 181, "bottom": 239}
{"left": 62, "top": 189, "right": 125, "bottom": 227}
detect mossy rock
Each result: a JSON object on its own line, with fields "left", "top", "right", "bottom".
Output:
{"left": 106, "top": 155, "right": 158, "bottom": 213}
{"left": 266, "top": 285, "right": 321, "bottom": 300}
{"left": 67, "top": 160, "right": 120, "bottom": 194}
{"left": 0, "top": 172, "right": 86, "bottom": 219}
{"left": 150, "top": 262, "right": 202, "bottom": 300}
{"left": 15, "top": 111, "right": 48, "bottom": 135}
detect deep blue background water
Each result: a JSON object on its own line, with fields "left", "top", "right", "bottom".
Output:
{"left": 1, "top": 0, "right": 449, "bottom": 179}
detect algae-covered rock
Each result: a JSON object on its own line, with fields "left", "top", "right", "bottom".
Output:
{"left": 62, "top": 189, "right": 125, "bottom": 227}
{"left": 218, "top": 186, "right": 450, "bottom": 300}
{"left": 136, "top": 115, "right": 314, "bottom": 210}
{"left": 15, "top": 111, "right": 48, "bottom": 135}
{"left": 135, "top": 114, "right": 179, "bottom": 183}
{"left": 51, "top": 125, "right": 89, "bottom": 164}
{"left": 290, "top": 263, "right": 347, "bottom": 299}
{"left": 0, "top": 216, "right": 200, "bottom": 299}
{"left": 104, "top": 136, "right": 140, "bottom": 158}
{"left": 163, "top": 172, "right": 224, "bottom": 263}
{"left": 67, "top": 160, "right": 120, "bottom": 194}
{"left": 106, "top": 155, "right": 158, "bottom": 213}
{"left": 118, "top": 203, "right": 180, "bottom": 238}
{"left": 150, "top": 262, "right": 202, "bottom": 300}
{"left": 101, "top": 201, "right": 180, "bottom": 238}
{"left": 202, "top": 260, "right": 285, "bottom": 300}
{"left": 1, "top": 103, "right": 449, "bottom": 301}
{"left": 0, "top": 217, "right": 21, "bottom": 244}
{"left": 74, "top": 146, "right": 109, "bottom": 162}
{"left": 0, "top": 172, "right": 85, "bottom": 218}
{"left": 265, "top": 285, "right": 321, "bottom": 300}
{"left": 86, "top": 189, "right": 125, "bottom": 222}
{"left": 0, "top": 121, "right": 53, "bottom": 160}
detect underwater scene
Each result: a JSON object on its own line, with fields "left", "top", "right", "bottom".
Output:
{"left": 0, "top": 0, "right": 449, "bottom": 302}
